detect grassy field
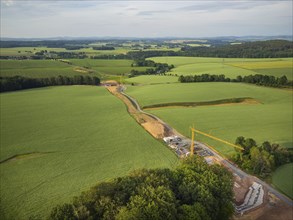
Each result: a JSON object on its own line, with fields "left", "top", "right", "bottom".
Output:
{"left": 0, "top": 47, "right": 130, "bottom": 57}
{"left": 272, "top": 163, "right": 293, "bottom": 199}
{"left": 125, "top": 75, "right": 179, "bottom": 84}
{"left": 69, "top": 59, "right": 147, "bottom": 75}
{"left": 0, "top": 59, "right": 147, "bottom": 79}
{"left": 0, "top": 46, "right": 181, "bottom": 57}
{"left": 0, "top": 86, "right": 178, "bottom": 219}
{"left": 125, "top": 83, "right": 292, "bottom": 155}
{"left": 148, "top": 57, "right": 293, "bottom": 80}
{"left": 0, "top": 59, "right": 86, "bottom": 78}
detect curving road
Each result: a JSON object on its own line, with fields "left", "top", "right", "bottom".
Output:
{"left": 117, "top": 85, "right": 293, "bottom": 206}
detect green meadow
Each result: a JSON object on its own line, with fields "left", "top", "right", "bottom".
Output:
{"left": 125, "top": 75, "right": 179, "bottom": 84}
{"left": 125, "top": 83, "right": 293, "bottom": 155}
{"left": 0, "top": 59, "right": 146, "bottom": 79}
{"left": 148, "top": 57, "right": 293, "bottom": 80}
{"left": 0, "top": 46, "right": 130, "bottom": 57}
{"left": 272, "top": 163, "right": 293, "bottom": 199}
{"left": 0, "top": 46, "right": 181, "bottom": 58}
{"left": 69, "top": 59, "right": 147, "bottom": 75}
{"left": 0, "top": 59, "right": 79, "bottom": 78}
{"left": 0, "top": 86, "right": 177, "bottom": 219}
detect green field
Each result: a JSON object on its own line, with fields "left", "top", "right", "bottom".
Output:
{"left": 148, "top": 57, "right": 293, "bottom": 80}
{"left": 125, "top": 75, "right": 179, "bottom": 84}
{"left": 0, "top": 59, "right": 146, "bottom": 79}
{"left": 69, "top": 59, "right": 147, "bottom": 75}
{"left": 0, "top": 46, "right": 181, "bottom": 58}
{"left": 272, "top": 163, "right": 293, "bottom": 199}
{"left": 0, "top": 86, "right": 177, "bottom": 219}
{"left": 0, "top": 59, "right": 85, "bottom": 78}
{"left": 125, "top": 83, "right": 292, "bottom": 155}
{"left": 0, "top": 46, "right": 130, "bottom": 57}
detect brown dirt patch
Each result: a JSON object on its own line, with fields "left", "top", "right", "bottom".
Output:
{"left": 234, "top": 200, "right": 293, "bottom": 220}
{"left": 141, "top": 122, "right": 165, "bottom": 139}
{"left": 73, "top": 67, "right": 89, "bottom": 73}
{"left": 106, "top": 85, "right": 171, "bottom": 139}
{"left": 102, "top": 80, "right": 119, "bottom": 86}
{"left": 233, "top": 176, "right": 253, "bottom": 205}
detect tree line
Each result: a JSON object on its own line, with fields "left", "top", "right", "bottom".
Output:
{"left": 49, "top": 157, "right": 234, "bottom": 220}
{"left": 0, "top": 40, "right": 96, "bottom": 48}
{"left": 92, "top": 46, "right": 115, "bottom": 50}
{"left": 128, "top": 63, "right": 174, "bottom": 77}
{"left": 232, "top": 137, "right": 293, "bottom": 177}
{"left": 180, "top": 40, "right": 293, "bottom": 58}
{"left": 0, "top": 75, "right": 100, "bottom": 92}
{"left": 178, "top": 74, "right": 292, "bottom": 88}
{"left": 2, "top": 40, "right": 292, "bottom": 59}
{"left": 91, "top": 40, "right": 292, "bottom": 59}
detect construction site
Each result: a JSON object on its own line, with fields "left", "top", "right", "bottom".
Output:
{"left": 163, "top": 133, "right": 292, "bottom": 220}
{"left": 108, "top": 84, "right": 292, "bottom": 220}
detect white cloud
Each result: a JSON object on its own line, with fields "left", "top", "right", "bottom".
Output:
{"left": 0, "top": 0, "right": 292, "bottom": 38}
{"left": 2, "top": 0, "right": 14, "bottom": 6}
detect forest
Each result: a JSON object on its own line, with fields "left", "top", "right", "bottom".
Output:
{"left": 49, "top": 157, "right": 234, "bottom": 220}
{"left": 232, "top": 137, "right": 293, "bottom": 177}
{"left": 0, "top": 75, "right": 100, "bottom": 92}
{"left": 180, "top": 40, "right": 293, "bottom": 58}
{"left": 178, "top": 74, "right": 291, "bottom": 88}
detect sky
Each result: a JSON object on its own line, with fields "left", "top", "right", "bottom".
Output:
{"left": 1, "top": 0, "right": 292, "bottom": 38}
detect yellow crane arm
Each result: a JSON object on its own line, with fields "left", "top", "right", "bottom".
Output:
{"left": 190, "top": 128, "right": 244, "bottom": 151}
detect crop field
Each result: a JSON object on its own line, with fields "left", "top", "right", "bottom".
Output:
{"left": 125, "top": 83, "right": 292, "bottom": 155}
{"left": 69, "top": 59, "right": 147, "bottom": 75}
{"left": 272, "top": 163, "right": 293, "bottom": 199}
{"left": 0, "top": 86, "right": 177, "bottom": 219}
{"left": 0, "top": 47, "right": 70, "bottom": 56}
{"left": 0, "top": 46, "right": 181, "bottom": 58}
{"left": 230, "top": 60, "right": 292, "bottom": 69}
{"left": 0, "top": 59, "right": 147, "bottom": 79}
{"left": 125, "top": 75, "right": 179, "bottom": 84}
{"left": 148, "top": 57, "right": 293, "bottom": 80}
{"left": 0, "top": 59, "right": 87, "bottom": 78}
{"left": 0, "top": 46, "right": 130, "bottom": 57}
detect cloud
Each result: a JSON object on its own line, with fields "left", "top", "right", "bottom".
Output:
{"left": 0, "top": 0, "right": 291, "bottom": 38}
{"left": 178, "top": 1, "right": 280, "bottom": 13}
{"left": 137, "top": 10, "right": 170, "bottom": 16}
{"left": 2, "top": 0, "right": 14, "bottom": 6}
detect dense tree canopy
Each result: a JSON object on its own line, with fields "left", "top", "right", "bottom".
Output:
{"left": 178, "top": 73, "right": 292, "bottom": 88}
{"left": 233, "top": 137, "right": 293, "bottom": 177}
{"left": 92, "top": 46, "right": 115, "bottom": 50}
{"left": 0, "top": 75, "right": 100, "bottom": 92}
{"left": 49, "top": 157, "right": 234, "bottom": 220}
{"left": 180, "top": 40, "right": 293, "bottom": 58}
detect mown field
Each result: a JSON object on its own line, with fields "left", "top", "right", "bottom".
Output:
{"left": 126, "top": 83, "right": 293, "bottom": 155}
{"left": 148, "top": 57, "right": 293, "bottom": 80}
{"left": 0, "top": 59, "right": 146, "bottom": 79}
{"left": 272, "top": 163, "right": 293, "bottom": 199}
{"left": 0, "top": 86, "right": 178, "bottom": 219}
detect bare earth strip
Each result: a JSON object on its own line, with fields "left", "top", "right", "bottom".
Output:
{"left": 106, "top": 86, "right": 169, "bottom": 138}
{"left": 107, "top": 84, "right": 292, "bottom": 220}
